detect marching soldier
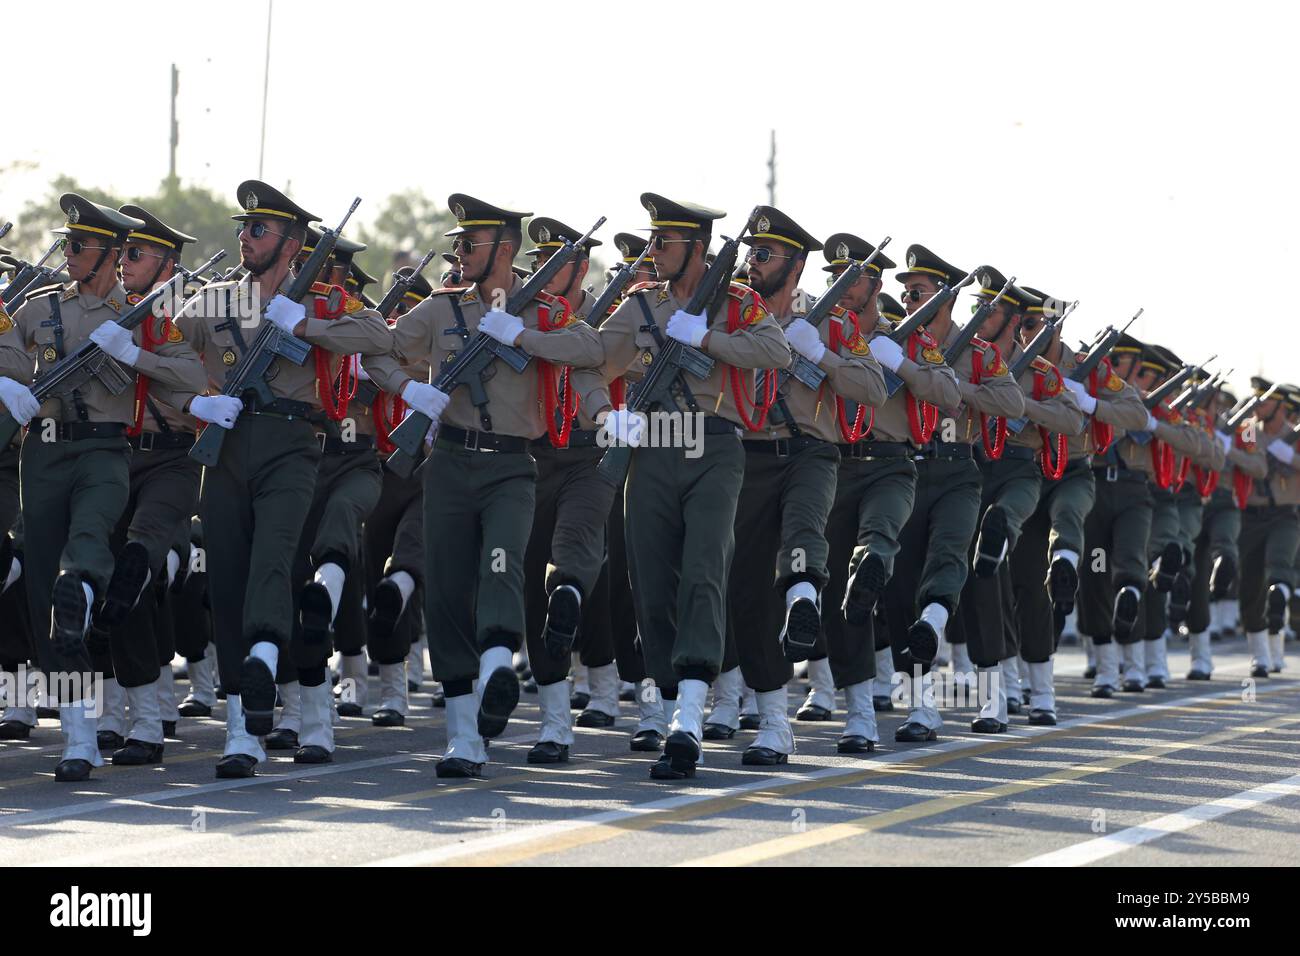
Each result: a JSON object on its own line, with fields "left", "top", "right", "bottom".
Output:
{"left": 573, "top": 193, "right": 789, "bottom": 779}
{"left": 882, "top": 245, "right": 1024, "bottom": 742}
{"left": 363, "top": 194, "right": 602, "bottom": 778}
{"left": 0, "top": 194, "right": 206, "bottom": 781}
{"left": 1009, "top": 291, "right": 1147, "bottom": 723}
{"left": 948, "top": 272, "right": 1085, "bottom": 733}
{"left": 94, "top": 204, "right": 206, "bottom": 765}
{"left": 722, "top": 208, "right": 888, "bottom": 764}
{"left": 518, "top": 215, "right": 622, "bottom": 764}
{"left": 172, "top": 181, "right": 392, "bottom": 778}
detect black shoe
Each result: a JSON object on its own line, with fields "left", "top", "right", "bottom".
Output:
{"left": 477, "top": 666, "right": 519, "bottom": 739}
{"left": 336, "top": 702, "right": 363, "bottom": 718}
{"left": 906, "top": 619, "right": 939, "bottom": 665}
{"left": 619, "top": 685, "right": 636, "bottom": 702}
{"left": 795, "top": 703, "right": 832, "bottom": 722}
{"left": 265, "top": 728, "right": 299, "bottom": 750}
{"left": 299, "top": 581, "right": 334, "bottom": 646}
{"left": 54, "top": 758, "right": 92, "bottom": 782}
{"left": 1150, "top": 542, "right": 1182, "bottom": 593}
{"left": 1121, "top": 679, "right": 1145, "bottom": 693}
{"left": 702, "top": 722, "right": 736, "bottom": 740}
{"left": 527, "top": 741, "right": 570, "bottom": 764}
{"left": 1083, "top": 666, "right": 1097, "bottom": 680}
{"left": 162, "top": 720, "right": 176, "bottom": 738}
{"left": 98, "top": 541, "right": 150, "bottom": 629}
{"left": 971, "top": 717, "right": 1007, "bottom": 734}
{"left": 36, "top": 706, "right": 59, "bottom": 719}
{"left": 570, "top": 691, "right": 590, "bottom": 711}
{"left": 97, "top": 730, "right": 125, "bottom": 751}
{"left": 1250, "top": 665, "right": 1270, "bottom": 679}
{"left": 0, "top": 720, "right": 32, "bottom": 740}
{"left": 837, "top": 735, "right": 875, "bottom": 754}
{"left": 435, "top": 756, "right": 483, "bottom": 779}
{"left": 1113, "top": 587, "right": 1140, "bottom": 641}
{"left": 663, "top": 730, "right": 701, "bottom": 777}
{"left": 742, "top": 746, "right": 788, "bottom": 766}
{"left": 239, "top": 655, "right": 276, "bottom": 736}
{"left": 1048, "top": 556, "right": 1078, "bottom": 615}
{"left": 111, "top": 739, "right": 163, "bottom": 765}
{"left": 1267, "top": 585, "right": 1288, "bottom": 634}
{"left": 973, "top": 506, "right": 1009, "bottom": 578}
{"left": 1146, "top": 675, "right": 1167, "bottom": 689}
{"left": 1007, "top": 697, "right": 1023, "bottom": 716}
{"left": 407, "top": 679, "right": 421, "bottom": 693}
{"left": 630, "top": 730, "right": 664, "bottom": 752}
{"left": 576, "top": 709, "right": 615, "bottom": 728}
{"left": 1209, "top": 553, "right": 1236, "bottom": 599}
{"left": 872, "top": 696, "right": 894, "bottom": 713}
{"left": 1186, "top": 669, "right": 1211, "bottom": 681}
{"left": 372, "top": 708, "right": 405, "bottom": 727}
{"left": 1022, "top": 688, "right": 1031, "bottom": 705}
{"left": 367, "top": 660, "right": 380, "bottom": 676}
{"left": 894, "top": 721, "right": 937, "bottom": 743}
{"left": 51, "top": 571, "right": 89, "bottom": 656}
{"left": 215, "top": 686, "right": 227, "bottom": 701}
{"left": 293, "top": 745, "right": 332, "bottom": 764}
{"left": 522, "top": 678, "right": 538, "bottom": 694}
{"left": 1027, "top": 709, "right": 1057, "bottom": 726}
{"left": 543, "top": 586, "right": 582, "bottom": 659}
{"left": 843, "top": 553, "right": 887, "bottom": 627}
{"left": 431, "top": 688, "right": 446, "bottom": 708}
{"left": 650, "top": 753, "right": 689, "bottom": 779}
{"left": 368, "top": 578, "right": 406, "bottom": 646}
{"left": 1091, "top": 684, "right": 1114, "bottom": 699}
{"left": 739, "top": 713, "right": 761, "bottom": 730}
{"left": 215, "top": 753, "right": 257, "bottom": 779}
{"left": 780, "top": 596, "right": 821, "bottom": 663}
{"left": 1168, "top": 573, "right": 1192, "bottom": 625}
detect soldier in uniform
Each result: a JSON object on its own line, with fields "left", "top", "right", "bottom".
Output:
{"left": 573, "top": 194, "right": 789, "bottom": 779}
{"left": 1185, "top": 385, "right": 1265, "bottom": 678}
{"left": 1238, "top": 380, "right": 1300, "bottom": 676}
{"left": 0, "top": 194, "right": 206, "bottom": 781}
{"left": 718, "top": 208, "right": 888, "bottom": 764}
{"left": 264, "top": 230, "right": 389, "bottom": 764}
{"left": 882, "top": 245, "right": 1024, "bottom": 742}
{"left": 364, "top": 194, "right": 602, "bottom": 778}
{"left": 809, "top": 237, "right": 960, "bottom": 752}
{"left": 1009, "top": 293, "right": 1147, "bottom": 723}
{"left": 516, "top": 215, "right": 625, "bottom": 764}
{"left": 948, "top": 273, "right": 1084, "bottom": 733}
{"left": 171, "top": 181, "right": 392, "bottom": 778}
{"left": 92, "top": 204, "right": 206, "bottom": 765}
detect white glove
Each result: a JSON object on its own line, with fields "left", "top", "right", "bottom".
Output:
{"left": 784, "top": 319, "right": 826, "bottom": 364}
{"left": 478, "top": 309, "right": 525, "bottom": 346}
{"left": 0, "top": 376, "right": 39, "bottom": 425}
{"left": 1062, "top": 378, "right": 1097, "bottom": 414}
{"left": 665, "top": 309, "right": 708, "bottom": 348}
{"left": 1145, "top": 412, "right": 1160, "bottom": 432}
{"left": 89, "top": 320, "right": 141, "bottom": 366}
{"left": 401, "top": 380, "right": 451, "bottom": 421}
{"left": 265, "top": 294, "right": 306, "bottom": 333}
{"left": 1267, "top": 438, "right": 1296, "bottom": 466}
{"left": 600, "top": 409, "right": 647, "bottom": 448}
{"left": 189, "top": 394, "right": 243, "bottom": 429}
{"left": 867, "top": 335, "right": 904, "bottom": 372}
{"left": 1216, "top": 430, "right": 1233, "bottom": 454}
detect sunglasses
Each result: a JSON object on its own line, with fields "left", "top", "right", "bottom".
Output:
{"left": 746, "top": 247, "right": 793, "bottom": 264}
{"left": 59, "top": 237, "right": 112, "bottom": 255}
{"left": 237, "top": 221, "right": 287, "bottom": 241}
{"left": 901, "top": 288, "right": 933, "bottom": 303}
{"left": 650, "top": 235, "right": 693, "bottom": 252}
{"left": 123, "top": 246, "right": 167, "bottom": 263}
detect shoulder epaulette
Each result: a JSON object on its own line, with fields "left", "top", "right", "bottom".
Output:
{"left": 533, "top": 289, "right": 560, "bottom": 306}
{"left": 1030, "top": 355, "right": 1054, "bottom": 374}
{"left": 425, "top": 287, "right": 462, "bottom": 296}
{"left": 972, "top": 335, "right": 991, "bottom": 350}
{"left": 309, "top": 281, "right": 333, "bottom": 296}
{"left": 626, "top": 280, "right": 660, "bottom": 296}
{"left": 26, "top": 283, "right": 64, "bottom": 302}
{"left": 343, "top": 292, "right": 364, "bottom": 314}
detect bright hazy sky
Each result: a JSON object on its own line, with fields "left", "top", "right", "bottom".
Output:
{"left": 4, "top": 0, "right": 1297, "bottom": 391}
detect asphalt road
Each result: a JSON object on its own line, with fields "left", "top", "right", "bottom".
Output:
{"left": 2, "top": 636, "right": 1296, "bottom": 867}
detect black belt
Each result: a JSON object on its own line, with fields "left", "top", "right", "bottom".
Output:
{"left": 437, "top": 425, "right": 530, "bottom": 454}
{"left": 703, "top": 416, "right": 742, "bottom": 435}
{"left": 838, "top": 440, "right": 912, "bottom": 460}
{"left": 1063, "top": 455, "right": 1092, "bottom": 475}
{"left": 915, "top": 441, "right": 972, "bottom": 461}
{"left": 1093, "top": 463, "right": 1147, "bottom": 483}
{"left": 743, "top": 435, "right": 829, "bottom": 457}
{"left": 532, "top": 429, "right": 601, "bottom": 450}
{"left": 130, "top": 430, "right": 196, "bottom": 451}
{"left": 993, "top": 445, "right": 1036, "bottom": 462}
{"left": 52, "top": 422, "right": 127, "bottom": 442}
{"left": 317, "top": 433, "right": 375, "bottom": 455}
{"left": 247, "top": 397, "right": 314, "bottom": 420}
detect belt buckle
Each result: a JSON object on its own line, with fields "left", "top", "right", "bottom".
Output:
{"left": 464, "top": 429, "right": 483, "bottom": 452}
{"left": 775, "top": 438, "right": 790, "bottom": 457}
{"left": 315, "top": 432, "right": 328, "bottom": 453}
{"left": 138, "top": 431, "right": 155, "bottom": 452}
{"left": 1105, "top": 464, "right": 1118, "bottom": 482}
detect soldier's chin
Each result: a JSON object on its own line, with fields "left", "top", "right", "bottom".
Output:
{"left": 241, "top": 250, "right": 275, "bottom": 276}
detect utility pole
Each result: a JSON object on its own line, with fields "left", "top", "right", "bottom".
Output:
{"left": 258, "top": 0, "right": 274, "bottom": 179}
{"left": 766, "top": 130, "right": 776, "bottom": 206}
{"left": 168, "top": 64, "right": 179, "bottom": 185}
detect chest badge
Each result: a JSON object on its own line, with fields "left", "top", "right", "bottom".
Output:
{"left": 43, "top": 346, "right": 58, "bottom": 363}
{"left": 222, "top": 349, "right": 237, "bottom": 366}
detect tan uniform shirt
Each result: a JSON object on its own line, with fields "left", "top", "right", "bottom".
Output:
{"left": 0, "top": 280, "right": 206, "bottom": 426}
{"left": 861, "top": 321, "right": 961, "bottom": 445}
{"left": 573, "top": 279, "right": 791, "bottom": 426}
{"left": 1004, "top": 347, "right": 1086, "bottom": 451}
{"left": 936, "top": 322, "right": 1026, "bottom": 441}
{"left": 1053, "top": 347, "right": 1149, "bottom": 458}
{"left": 363, "top": 277, "right": 603, "bottom": 440}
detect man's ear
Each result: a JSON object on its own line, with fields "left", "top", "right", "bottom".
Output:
{"left": 282, "top": 236, "right": 303, "bottom": 263}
